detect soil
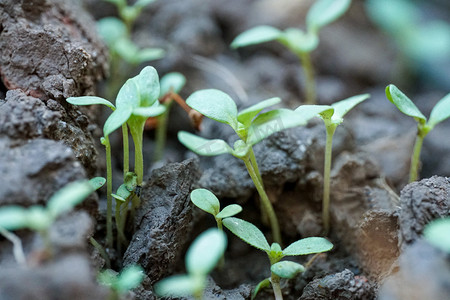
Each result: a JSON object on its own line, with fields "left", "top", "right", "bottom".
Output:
{"left": 1, "top": 0, "right": 450, "bottom": 300}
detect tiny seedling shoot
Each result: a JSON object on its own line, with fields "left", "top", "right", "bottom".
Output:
{"left": 223, "top": 217, "right": 333, "bottom": 300}
{"left": 423, "top": 218, "right": 450, "bottom": 253}
{"left": 98, "top": 264, "right": 145, "bottom": 300}
{"left": 296, "top": 94, "right": 369, "bottom": 234}
{"left": 190, "top": 188, "right": 242, "bottom": 231}
{"left": 154, "top": 228, "right": 227, "bottom": 300}
{"left": 231, "top": 0, "right": 351, "bottom": 104}
{"left": 0, "top": 178, "right": 105, "bottom": 258}
{"left": 385, "top": 85, "right": 450, "bottom": 182}
{"left": 178, "top": 89, "right": 317, "bottom": 244}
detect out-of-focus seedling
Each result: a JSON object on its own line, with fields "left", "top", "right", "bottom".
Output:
{"left": 98, "top": 264, "right": 145, "bottom": 300}
{"left": 231, "top": 0, "right": 351, "bottom": 104}
{"left": 424, "top": 218, "right": 450, "bottom": 253}
{"left": 296, "top": 94, "right": 369, "bottom": 234}
{"left": 154, "top": 228, "right": 227, "bottom": 300}
{"left": 223, "top": 217, "right": 333, "bottom": 300}
{"left": 385, "top": 85, "right": 450, "bottom": 183}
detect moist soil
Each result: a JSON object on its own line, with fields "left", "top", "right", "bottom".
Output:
{"left": 1, "top": 1, "right": 449, "bottom": 300}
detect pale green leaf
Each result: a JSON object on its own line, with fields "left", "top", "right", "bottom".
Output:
{"left": 178, "top": 131, "right": 233, "bottom": 156}
{"left": 331, "top": 93, "right": 370, "bottom": 122}
{"left": 116, "top": 265, "right": 144, "bottom": 293}
{"left": 132, "top": 105, "right": 166, "bottom": 117}
{"left": 115, "top": 184, "right": 131, "bottom": 200}
{"left": 279, "top": 28, "right": 319, "bottom": 53}
{"left": 66, "top": 96, "right": 115, "bottom": 110}
{"left": 216, "top": 204, "right": 243, "bottom": 219}
{"left": 89, "top": 177, "right": 106, "bottom": 191}
{"left": 97, "top": 17, "right": 126, "bottom": 47}
{"left": 116, "top": 78, "right": 140, "bottom": 109}
{"left": 111, "top": 194, "right": 126, "bottom": 202}
{"left": 160, "top": 72, "right": 186, "bottom": 96}
{"left": 237, "top": 97, "right": 281, "bottom": 128}
{"left": 252, "top": 278, "right": 271, "bottom": 300}
{"left": 231, "top": 25, "right": 282, "bottom": 49}
{"left": 307, "top": 0, "right": 351, "bottom": 33}
{"left": 103, "top": 105, "right": 132, "bottom": 136}
{"left": 132, "top": 66, "right": 160, "bottom": 107}
{"left": 114, "top": 38, "right": 140, "bottom": 64}
{"left": 271, "top": 261, "right": 305, "bottom": 279}
{"left": 186, "top": 89, "right": 239, "bottom": 129}
{"left": 124, "top": 172, "right": 138, "bottom": 191}
{"left": 154, "top": 275, "right": 203, "bottom": 298}
{"left": 190, "top": 188, "right": 220, "bottom": 216}
{"left": 386, "top": 85, "right": 426, "bottom": 123}
{"left": 134, "top": 0, "right": 156, "bottom": 8}
{"left": 295, "top": 104, "right": 334, "bottom": 121}
{"left": 0, "top": 206, "right": 29, "bottom": 231}
{"left": 27, "top": 206, "right": 52, "bottom": 231}
{"left": 428, "top": 94, "right": 450, "bottom": 129}
{"left": 186, "top": 229, "right": 227, "bottom": 275}
{"left": 222, "top": 217, "right": 270, "bottom": 252}
{"left": 424, "top": 218, "right": 450, "bottom": 253}
{"left": 98, "top": 269, "right": 117, "bottom": 287}
{"left": 47, "top": 181, "right": 94, "bottom": 218}
{"left": 136, "top": 48, "right": 165, "bottom": 64}
{"left": 283, "top": 237, "right": 333, "bottom": 256}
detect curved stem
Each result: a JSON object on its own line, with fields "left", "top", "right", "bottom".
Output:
{"left": 104, "top": 136, "right": 113, "bottom": 249}
{"left": 323, "top": 125, "right": 336, "bottom": 235}
{"left": 409, "top": 133, "right": 425, "bottom": 183}
{"left": 298, "top": 51, "right": 316, "bottom": 105}
{"left": 0, "top": 227, "right": 26, "bottom": 266}
{"left": 271, "top": 274, "right": 283, "bottom": 300}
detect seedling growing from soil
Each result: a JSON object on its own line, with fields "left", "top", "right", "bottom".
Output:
{"left": 296, "top": 94, "right": 369, "bottom": 234}
{"left": 386, "top": 85, "right": 450, "bottom": 182}
{"left": 190, "top": 188, "right": 242, "bottom": 231}
{"left": 155, "top": 228, "right": 227, "bottom": 300}
{"left": 98, "top": 264, "right": 145, "bottom": 300}
{"left": 178, "top": 89, "right": 316, "bottom": 244}
{"left": 231, "top": 0, "right": 351, "bottom": 104}
{"left": 424, "top": 218, "right": 450, "bottom": 253}
{"left": 223, "top": 217, "right": 333, "bottom": 300}
{"left": 0, "top": 178, "right": 105, "bottom": 256}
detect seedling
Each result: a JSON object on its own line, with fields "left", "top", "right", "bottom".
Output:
{"left": 231, "top": 0, "right": 351, "bottom": 104}
{"left": 223, "top": 217, "right": 333, "bottom": 300}
{"left": 424, "top": 218, "right": 450, "bottom": 253}
{"left": 190, "top": 188, "right": 242, "bottom": 231}
{"left": 98, "top": 264, "right": 145, "bottom": 300}
{"left": 0, "top": 178, "right": 105, "bottom": 257}
{"left": 385, "top": 85, "right": 450, "bottom": 182}
{"left": 154, "top": 228, "right": 227, "bottom": 300}
{"left": 296, "top": 94, "right": 369, "bottom": 234}
{"left": 178, "top": 89, "right": 318, "bottom": 244}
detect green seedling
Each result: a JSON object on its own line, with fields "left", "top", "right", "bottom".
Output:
{"left": 385, "top": 85, "right": 450, "bottom": 182}
{"left": 0, "top": 178, "right": 105, "bottom": 256}
{"left": 296, "top": 94, "right": 369, "bottom": 234}
{"left": 178, "top": 89, "right": 319, "bottom": 244}
{"left": 155, "top": 228, "right": 227, "bottom": 300}
{"left": 190, "top": 188, "right": 242, "bottom": 231}
{"left": 231, "top": 0, "right": 351, "bottom": 104}
{"left": 424, "top": 218, "right": 450, "bottom": 253}
{"left": 223, "top": 217, "right": 333, "bottom": 300}
{"left": 98, "top": 265, "right": 145, "bottom": 300}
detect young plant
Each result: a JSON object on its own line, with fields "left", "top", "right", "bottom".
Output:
{"left": 423, "top": 218, "right": 450, "bottom": 253}
{"left": 154, "top": 228, "right": 227, "bottom": 300}
{"left": 231, "top": 0, "right": 351, "bottom": 104}
{"left": 386, "top": 85, "right": 450, "bottom": 182}
{"left": 190, "top": 188, "right": 242, "bottom": 231}
{"left": 223, "top": 217, "right": 333, "bottom": 300}
{"left": 98, "top": 265, "right": 145, "bottom": 300}
{"left": 296, "top": 94, "right": 369, "bottom": 234}
{"left": 178, "top": 89, "right": 318, "bottom": 244}
{"left": 0, "top": 178, "right": 105, "bottom": 256}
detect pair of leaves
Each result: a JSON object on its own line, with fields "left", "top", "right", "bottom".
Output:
{"left": 386, "top": 84, "right": 450, "bottom": 131}
{"left": 190, "top": 189, "right": 242, "bottom": 220}
{"left": 98, "top": 265, "right": 144, "bottom": 294}
{"left": 111, "top": 172, "right": 138, "bottom": 202}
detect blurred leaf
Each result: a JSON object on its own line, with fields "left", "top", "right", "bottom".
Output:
{"left": 103, "top": 105, "right": 133, "bottom": 136}
{"left": 216, "top": 204, "right": 243, "bottom": 219}
{"left": 178, "top": 131, "right": 233, "bottom": 156}
{"left": 428, "top": 93, "right": 450, "bottom": 129}
{"left": 89, "top": 177, "right": 106, "bottom": 191}
{"left": 116, "top": 265, "right": 144, "bottom": 293}
{"left": 385, "top": 85, "right": 426, "bottom": 124}
{"left": 47, "top": 181, "right": 94, "bottom": 218}
{"left": 231, "top": 25, "right": 282, "bottom": 49}
{"left": 223, "top": 217, "right": 270, "bottom": 252}
{"left": 160, "top": 72, "right": 186, "bottom": 96}
{"left": 424, "top": 218, "right": 450, "bottom": 253}
{"left": 190, "top": 189, "right": 220, "bottom": 216}
{"left": 98, "top": 269, "right": 117, "bottom": 287}
{"left": 0, "top": 206, "right": 29, "bottom": 231}
{"left": 271, "top": 261, "right": 305, "bottom": 279}
{"left": 136, "top": 48, "right": 165, "bottom": 64}
{"left": 66, "top": 96, "right": 115, "bottom": 110}
{"left": 237, "top": 97, "right": 281, "bottom": 128}
{"left": 97, "top": 17, "right": 127, "bottom": 47}
{"left": 154, "top": 274, "right": 203, "bottom": 298}
{"left": 283, "top": 237, "right": 333, "bottom": 256}
{"left": 252, "top": 278, "right": 271, "bottom": 300}
{"left": 365, "top": 0, "right": 419, "bottom": 34}
{"left": 27, "top": 206, "right": 52, "bottom": 231}
{"left": 134, "top": 0, "right": 156, "bottom": 8}
{"left": 307, "top": 0, "right": 351, "bottom": 33}
{"left": 279, "top": 28, "right": 319, "bottom": 53}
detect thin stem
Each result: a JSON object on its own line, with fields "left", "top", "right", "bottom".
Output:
{"left": 323, "top": 125, "right": 336, "bottom": 235}
{"left": 153, "top": 102, "right": 172, "bottom": 162}
{"left": 271, "top": 274, "right": 283, "bottom": 300}
{"left": 122, "top": 124, "right": 129, "bottom": 176}
{"left": 243, "top": 155, "right": 282, "bottom": 244}
{"left": 130, "top": 124, "right": 144, "bottom": 185}
{"left": 0, "top": 227, "right": 26, "bottom": 266}
{"left": 297, "top": 51, "right": 316, "bottom": 105}
{"left": 248, "top": 147, "right": 269, "bottom": 224}
{"left": 104, "top": 136, "right": 114, "bottom": 249}
{"left": 90, "top": 237, "right": 111, "bottom": 269}
{"left": 409, "top": 133, "right": 425, "bottom": 183}
{"left": 39, "top": 230, "right": 53, "bottom": 257}
{"left": 115, "top": 201, "right": 127, "bottom": 254}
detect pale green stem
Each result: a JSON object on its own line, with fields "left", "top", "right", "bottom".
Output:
{"left": 130, "top": 125, "right": 144, "bottom": 185}
{"left": 247, "top": 147, "right": 269, "bottom": 224}
{"left": 90, "top": 237, "right": 111, "bottom": 269}
{"left": 271, "top": 274, "right": 283, "bottom": 300}
{"left": 115, "top": 201, "right": 127, "bottom": 254}
{"left": 104, "top": 136, "right": 113, "bottom": 249}
{"left": 409, "top": 132, "right": 425, "bottom": 183}
{"left": 297, "top": 51, "right": 316, "bottom": 105}
{"left": 39, "top": 229, "right": 53, "bottom": 257}
{"left": 122, "top": 124, "right": 129, "bottom": 176}
{"left": 243, "top": 155, "right": 282, "bottom": 245}
{"left": 153, "top": 103, "right": 171, "bottom": 162}
{"left": 215, "top": 217, "right": 225, "bottom": 268}
{"left": 323, "top": 124, "right": 336, "bottom": 235}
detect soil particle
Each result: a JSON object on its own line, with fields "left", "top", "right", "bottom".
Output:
{"left": 123, "top": 159, "right": 201, "bottom": 283}
{"left": 397, "top": 176, "right": 450, "bottom": 249}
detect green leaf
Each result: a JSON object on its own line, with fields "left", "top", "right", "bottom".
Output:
{"left": 222, "top": 217, "right": 270, "bottom": 252}
{"left": 98, "top": 269, "right": 117, "bottom": 287}
{"left": 114, "top": 38, "right": 140, "bottom": 65}
{"left": 295, "top": 104, "right": 334, "bottom": 121}
{"left": 186, "top": 89, "right": 239, "bottom": 129}
{"left": 27, "top": 206, "right": 52, "bottom": 231}
{"left": 424, "top": 218, "right": 450, "bottom": 253}
{"left": 132, "top": 66, "right": 161, "bottom": 107}
{"left": 136, "top": 48, "right": 165, "bottom": 64}
{"left": 0, "top": 206, "right": 29, "bottom": 231}
{"left": 386, "top": 85, "right": 426, "bottom": 123}
{"left": 216, "top": 204, "right": 243, "bottom": 219}
{"left": 103, "top": 105, "right": 133, "bottom": 136}
{"left": 116, "top": 265, "right": 144, "bottom": 293}
{"left": 231, "top": 25, "right": 282, "bottom": 49}
{"left": 134, "top": 0, "right": 156, "bottom": 8}
{"left": 237, "top": 97, "right": 281, "bottom": 128}
{"left": 89, "top": 177, "right": 106, "bottom": 191}
{"left": 115, "top": 184, "right": 132, "bottom": 200}
{"left": 282, "top": 237, "right": 333, "bottom": 256}
{"left": 247, "top": 109, "right": 308, "bottom": 145}
{"left": 154, "top": 274, "right": 203, "bottom": 298}
{"left": 279, "top": 28, "right": 319, "bottom": 53}
{"left": 271, "top": 261, "right": 305, "bottom": 279}
{"left": 178, "top": 131, "right": 233, "bottom": 156}
{"left": 160, "top": 72, "right": 186, "bottom": 96}
{"left": 124, "top": 172, "right": 138, "bottom": 191}
{"left": 306, "top": 0, "right": 351, "bottom": 33}
{"left": 330, "top": 93, "right": 370, "bottom": 123}
{"left": 132, "top": 105, "right": 166, "bottom": 117}
{"left": 97, "top": 17, "right": 127, "bottom": 47}
{"left": 66, "top": 96, "right": 115, "bottom": 110}
{"left": 186, "top": 229, "right": 227, "bottom": 275}
{"left": 190, "top": 188, "right": 220, "bottom": 216}
{"left": 116, "top": 77, "right": 140, "bottom": 109}
{"left": 428, "top": 93, "right": 450, "bottom": 129}
{"left": 47, "top": 181, "right": 94, "bottom": 218}
{"left": 252, "top": 278, "right": 271, "bottom": 300}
